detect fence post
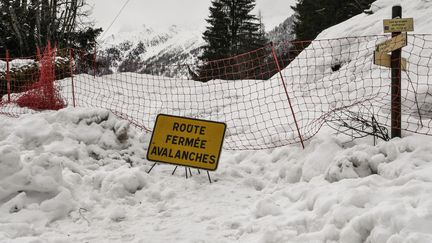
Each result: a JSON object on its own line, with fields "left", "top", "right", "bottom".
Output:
{"left": 6, "top": 50, "right": 11, "bottom": 102}
{"left": 69, "top": 49, "right": 76, "bottom": 107}
{"left": 391, "top": 5, "right": 402, "bottom": 138}
{"left": 270, "top": 43, "right": 305, "bottom": 149}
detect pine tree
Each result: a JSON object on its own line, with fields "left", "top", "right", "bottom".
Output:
{"left": 225, "top": 0, "right": 267, "bottom": 54}
{"left": 201, "top": 0, "right": 231, "bottom": 61}
{"left": 197, "top": 0, "right": 269, "bottom": 81}
{"left": 291, "top": 0, "right": 374, "bottom": 41}
{"left": 200, "top": 0, "right": 267, "bottom": 62}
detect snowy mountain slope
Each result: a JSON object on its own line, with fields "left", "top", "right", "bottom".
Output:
{"left": 97, "top": 25, "right": 204, "bottom": 77}
{"left": 316, "top": 0, "right": 432, "bottom": 38}
{"left": 96, "top": 15, "right": 297, "bottom": 78}
{"left": 267, "top": 16, "right": 296, "bottom": 43}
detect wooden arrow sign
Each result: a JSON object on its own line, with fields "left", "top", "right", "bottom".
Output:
{"left": 374, "top": 51, "right": 407, "bottom": 71}
{"left": 376, "top": 33, "right": 407, "bottom": 53}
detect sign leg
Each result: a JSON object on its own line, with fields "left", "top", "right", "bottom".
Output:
{"left": 172, "top": 166, "right": 178, "bottom": 175}
{"left": 147, "top": 163, "right": 157, "bottom": 174}
{"left": 207, "top": 171, "right": 212, "bottom": 184}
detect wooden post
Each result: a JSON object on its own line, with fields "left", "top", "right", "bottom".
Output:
{"left": 6, "top": 50, "right": 11, "bottom": 102}
{"left": 270, "top": 43, "right": 305, "bottom": 149}
{"left": 391, "top": 5, "right": 402, "bottom": 138}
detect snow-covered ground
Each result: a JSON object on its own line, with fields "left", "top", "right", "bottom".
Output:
{"left": 2, "top": 0, "right": 432, "bottom": 242}
{"left": 1, "top": 108, "right": 432, "bottom": 242}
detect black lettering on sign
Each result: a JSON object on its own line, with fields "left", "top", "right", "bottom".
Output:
{"left": 202, "top": 154, "right": 209, "bottom": 163}
{"left": 150, "top": 146, "right": 177, "bottom": 158}
{"left": 172, "top": 122, "right": 207, "bottom": 135}
{"left": 165, "top": 135, "right": 172, "bottom": 143}
{"left": 164, "top": 134, "right": 207, "bottom": 149}
{"left": 189, "top": 151, "right": 195, "bottom": 161}
{"left": 153, "top": 145, "right": 217, "bottom": 165}
{"left": 150, "top": 146, "right": 157, "bottom": 155}
{"left": 181, "top": 150, "right": 189, "bottom": 160}
{"left": 200, "top": 140, "right": 207, "bottom": 149}
{"left": 173, "top": 122, "right": 180, "bottom": 131}
{"left": 195, "top": 153, "right": 202, "bottom": 161}
{"left": 199, "top": 126, "right": 206, "bottom": 135}
{"left": 185, "top": 137, "right": 194, "bottom": 147}
{"left": 209, "top": 155, "right": 216, "bottom": 164}
{"left": 193, "top": 137, "right": 201, "bottom": 148}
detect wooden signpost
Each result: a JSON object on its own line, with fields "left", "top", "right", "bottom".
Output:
{"left": 375, "top": 32, "right": 407, "bottom": 53}
{"left": 374, "top": 5, "right": 414, "bottom": 138}
{"left": 374, "top": 51, "right": 407, "bottom": 70}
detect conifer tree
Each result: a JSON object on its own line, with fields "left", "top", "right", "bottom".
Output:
{"left": 291, "top": 0, "right": 374, "bottom": 40}
{"left": 200, "top": 0, "right": 267, "bottom": 62}
{"left": 224, "top": 0, "right": 267, "bottom": 54}
{"left": 201, "top": 0, "right": 231, "bottom": 61}
{"left": 197, "top": 0, "right": 268, "bottom": 81}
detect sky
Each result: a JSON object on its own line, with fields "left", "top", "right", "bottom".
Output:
{"left": 87, "top": 0, "right": 295, "bottom": 37}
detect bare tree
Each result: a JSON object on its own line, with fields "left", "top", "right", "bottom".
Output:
{"left": 0, "top": 0, "right": 100, "bottom": 56}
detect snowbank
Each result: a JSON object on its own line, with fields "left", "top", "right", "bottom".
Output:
{"left": 1, "top": 108, "right": 432, "bottom": 242}
{"left": 0, "top": 108, "right": 149, "bottom": 239}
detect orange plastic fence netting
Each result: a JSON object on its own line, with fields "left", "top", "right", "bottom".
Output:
{"left": 1, "top": 34, "right": 432, "bottom": 150}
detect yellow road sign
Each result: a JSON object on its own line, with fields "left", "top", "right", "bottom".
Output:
{"left": 383, "top": 18, "right": 414, "bottom": 33}
{"left": 374, "top": 51, "right": 407, "bottom": 71}
{"left": 376, "top": 33, "right": 407, "bottom": 53}
{"left": 147, "top": 114, "right": 226, "bottom": 171}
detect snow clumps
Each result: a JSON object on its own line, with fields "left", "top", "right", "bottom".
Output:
{"left": 0, "top": 108, "right": 149, "bottom": 231}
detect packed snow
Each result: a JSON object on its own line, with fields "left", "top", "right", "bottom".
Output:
{"left": 1, "top": 108, "right": 432, "bottom": 242}
{"left": 2, "top": 0, "right": 432, "bottom": 242}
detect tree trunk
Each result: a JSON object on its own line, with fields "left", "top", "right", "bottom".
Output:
{"left": 9, "top": 4, "right": 26, "bottom": 54}
{"left": 35, "top": 0, "right": 42, "bottom": 47}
